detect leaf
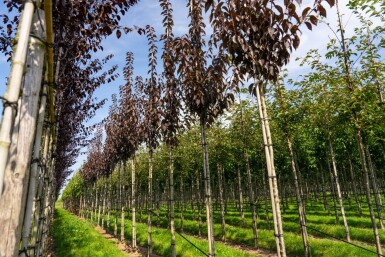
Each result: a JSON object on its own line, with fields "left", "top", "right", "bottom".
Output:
{"left": 318, "top": 4, "right": 327, "bottom": 18}
{"left": 309, "top": 15, "right": 318, "bottom": 26}
{"left": 304, "top": 21, "right": 312, "bottom": 31}
{"left": 290, "top": 25, "right": 298, "bottom": 34}
{"left": 205, "top": 0, "right": 213, "bottom": 12}
{"left": 116, "top": 29, "right": 121, "bottom": 39}
{"left": 302, "top": 7, "right": 311, "bottom": 18}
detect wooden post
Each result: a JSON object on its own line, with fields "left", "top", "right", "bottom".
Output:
{"left": 256, "top": 82, "right": 286, "bottom": 257}
{"left": 21, "top": 80, "right": 48, "bottom": 256}
{"left": 0, "top": 0, "right": 41, "bottom": 197}
{"left": 0, "top": 10, "right": 46, "bottom": 257}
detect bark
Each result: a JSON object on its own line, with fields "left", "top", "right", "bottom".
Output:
{"left": 200, "top": 116, "right": 215, "bottom": 257}
{"left": 366, "top": 146, "right": 384, "bottom": 229}
{"left": 236, "top": 165, "right": 245, "bottom": 226}
{"left": 328, "top": 134, "right": 350, "bottom": 241}
{"left": 217, "top": 164, "right": 226, "bottom": 241}
{"left": 196, "top": 169, "right": 203, "bottom": 237}
{"left": 131, "top": 158, "right": 137, "bottom": 248}
{"left": 348, "top": 157, "right": 362, "bottom": 216}
{"left": 239, "top": 94, "right": 258, "bottom": 247}
{"left": 169, "top": 147, "right": 176, "bottom": 257}
{"left": 147, "top": 150, "right": 153, "bottom": 256}
{"left": 287, "top": 134, "right": 310, "bottom": 256}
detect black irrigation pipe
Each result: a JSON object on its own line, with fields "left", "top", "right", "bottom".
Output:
{"left": 175, "top": 230, "right": 209, "bottom": 257}
{"left": 302, "top": 224, "right": 384, "bottom": 256}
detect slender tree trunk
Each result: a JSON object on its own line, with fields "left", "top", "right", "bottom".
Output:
{"left": 200, "top": 116, "right": 215, "bottom": 257}
{"left": 327, "top": 159, "right": 340, "bottom": 224}
{"left": 180, "top": 176, "right": 185, "bottom": 232}
{"left": 328, "top": 133, "right": 350, "bottom": 241}
{"left": 169, "top": 147, "right": 176, "bottom": 257}
{"left": 366, "top": 146, "right": 385, "bottom": 229}
{"left": 320, "top": 169, "right": 330, "bottom": 215}
{"left": 286, "top": 134, "right": 310, "bottom": 256}
{"left": 102, "top": 182, "right": 106, "bottom": 227}
{"left": 336, "top": 0, "right": 382, "bottom": 253}
{"left": 239, "top": 94, "right": 258, "bottom": 247}
{"left": 131, "top": 158, "right": 137, "bottom": 249}
{"left": 148, "top": 150, "right": 153, "bottom": 256}
{"left": 217, "top": 164, "right": 226, "bottom": 241}
{"left": 121, "top": 162, "right": 126, "bottom": 241}
{"left": 196, "top": 169, "right": 203, "bottom": 237}
{"left": 348, "top": 157, "right": 362, "bottom": 216}
{"left": 236, "top": 165, "right": 245, "bottom": 226}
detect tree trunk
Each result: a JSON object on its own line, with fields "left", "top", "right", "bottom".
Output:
{"left": 236, "top": 165, "right": 245, "bottom": 226}
{"left": 121, "top": 162, "right": 126, "bottom": 241}
{"left": 286, "top": 134, "right": 310, "bottom": 256}
{"left": 200, "top": 116, "right": 215, "bottom": 257}
{"left": 169, "top": 147, "right": 176, "bottom": 257}
{"left": 366, "top": 146, "right": 384, "bottom": 229}
{"left": 131, "top": 158, "right": 137, "bottom": 248}
{"left": 348, "top": 157, "right": 362, "bottom": 216}
{"left": 147, "top": 150, "right": 153, "bottom": 256}
{"left": 239, "top": 93, "right": 258, "bottom": 247}
{"left": 217, "top": 164, "right": 226, "bottom": 241}
{"left": 328, "top": 133, "right": 350, "bottom": 241}
{"left": 180, "top": 176, "right": 185, "bottom": 232}
{"left": 196, "top": 169, "right": 203, "bottom": 237}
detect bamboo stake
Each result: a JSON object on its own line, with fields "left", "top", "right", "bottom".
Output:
{"left": 0, "top": 9, "right": 46, "bottom": 257}
{"left": 43, "top": 0, "right": 55, "bottom": 140}
{"left": 0, "top": 0, "right": 41, "bottom": 197}
{"left": 256, "top": 83, "right": 286, "bottom": 257}
{"left": 21, "top": 80, "right": 48, "bottom": 256}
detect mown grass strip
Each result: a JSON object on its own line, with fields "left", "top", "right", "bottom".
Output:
{"left": 105, "top": 204, "right": 384, "bottom": 257}
{"left": 52, "top": 206, "right": 130, "bottom": 257}
{"left": 99, "top": 213, "right": 258, "bottom": 257}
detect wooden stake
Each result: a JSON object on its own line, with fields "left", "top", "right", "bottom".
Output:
{"left": 0, "top": 9, "right": 46, "bottom": 257}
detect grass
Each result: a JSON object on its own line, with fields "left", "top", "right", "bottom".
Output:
{"left": 97, "top": 212, "right": 257, "bottom": 257}
{"left": 52, "top": 205, "right": 129, "bottom": 257}
{"left": 93, "top": 196, "right": 385, "bottom": 257}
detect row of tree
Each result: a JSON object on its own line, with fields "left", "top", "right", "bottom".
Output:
{"left": 63, "top": 1, "right": 385, "bottom": 257}
{"left": 0, "top": 0, "right": 139, "bottom": 256}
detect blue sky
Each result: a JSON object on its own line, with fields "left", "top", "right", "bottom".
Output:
{"left": 0, "top": 1, "right": 378, "bottom": 183}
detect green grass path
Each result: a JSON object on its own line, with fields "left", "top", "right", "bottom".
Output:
{"left": 52, "top": 206, "right": 130, "bottom": 257}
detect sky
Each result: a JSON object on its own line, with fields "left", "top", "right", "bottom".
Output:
{"left": 0, "top": 1, "right": 380, "bottom": 185}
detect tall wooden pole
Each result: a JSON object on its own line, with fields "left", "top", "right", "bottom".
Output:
{"left": 0, "top": 9, "right": 46, "bottom": 256}
{"left": 256, "top": 82, "right": 286, "bottom": 257}
{"left": 21, "top": 81, "right": 48, "bottom": 256}
{"left": 0, "top": 0, "right": 41, "bottom": 196}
